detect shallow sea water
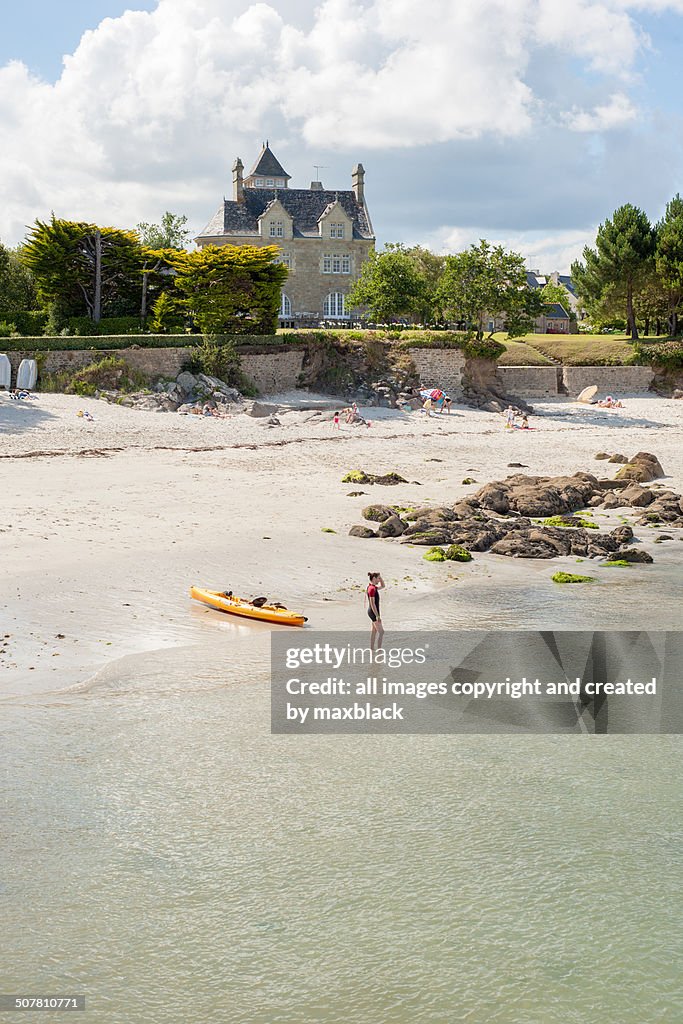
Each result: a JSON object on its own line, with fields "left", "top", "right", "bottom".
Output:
{"left": 2, "top": 562, "right": 682, "bottom": 1023}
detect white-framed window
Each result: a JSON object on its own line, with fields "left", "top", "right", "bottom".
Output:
{"left": 266, "top": 178, "right": 274, "bottom": 186}
{"left": 280, "top": 293, "right": 292, "bottom": 317}
{"left": 330, "top": 222, "right": 345, "bottom": 238}
{"left": 324, "top": 292, "right": 346, "bottom": 317}
{"left": 277, "top": 251, "right": 291, "bottom": 269}
{"left": 322, "top": 254, "right": 351, "bottom": 274}
{"left": 255, "top": 178, "right": 264, "bottom": 186}
{"left": 276, "top": 178, "right": 284, "bottom": 187}
{"left": 269, "top": 220, "right": 284, "bottom": 237}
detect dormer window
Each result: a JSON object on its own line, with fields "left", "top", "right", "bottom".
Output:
{"left": 269, "top": 220, "right": 284, "bottom": 237}
{"left": 330, "top": 223, "right": 345, "bottom": 238}
{"left": 266, "top": 178, "right": 274, "bottom": 187}
{"left": 255, "top": 178, "right": 264, "bottom": 186}
{"left": 276, "top": 179, "right": 284, "bottom": 187}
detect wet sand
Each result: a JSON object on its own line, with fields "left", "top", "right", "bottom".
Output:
{"left": 2, "top": 391, "right": 682, "bottom": 695}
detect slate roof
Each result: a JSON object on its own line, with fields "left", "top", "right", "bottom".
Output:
{"left": 197, "top": 187, "right": 374, "bottom": 240}
{"left": 247, "top": 144, "right": 290, "bottom": 180}
{"left": 545, "top": 303, "right": 570, "bottom": 318}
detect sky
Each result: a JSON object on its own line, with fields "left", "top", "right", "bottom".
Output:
{"left": 1, "top": 0, "right": 682, "bottom": 272}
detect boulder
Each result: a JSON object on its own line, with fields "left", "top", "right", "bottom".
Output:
{"left": 378, "top": 514, "right": 407, "bottom": 538}
{"left": 362, "top": 504, "right": 394, "bottom": 523}
{"left": 620, "top": 484, "right": 654, "bottom": 507}
{"left": 617, "top": 548, "right": 654, "bottom": 563}
{"left": 608, "top": 453, "right": 629, "bottom": 464}
{"left": 244, "top": 401, "right": 278, "bottom": 418}
{"left": 602, "top": 491, "right": 628, "bottom": 510}
{"left": 176, "top": 371, "right": 198, "bottom": 394}
{"left": 594, "top": 452, "right": 611, "bottom": 460}
{"left": 615, "top": 452, "right": 664, "bottom": 483}
{"left": 348, "top": 526, "right": 377, "bottom": 539}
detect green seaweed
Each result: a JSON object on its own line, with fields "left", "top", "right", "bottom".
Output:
{"left": 444, "top": 545, "right": 473, "bottom": 562}
{"left": 551, "top": 572, "right": 595, "bottom": 584}
{"left": 602, "top": 560, "right": 630, "bottom": 567}
{"left": 321, "top": 527, "right": 337, "bottom": 534}
{"left": 543, "top": 515, "right": 599, "bottom": 530}
{"left": 423, "top": 547, "right": 446, "bottom": 562}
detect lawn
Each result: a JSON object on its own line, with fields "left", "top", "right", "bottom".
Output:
{"left": 492, "top": 333, "right": 665, "bottom": 365}
{"left": 497, "top": 340, "right": 554, "bottom": 365}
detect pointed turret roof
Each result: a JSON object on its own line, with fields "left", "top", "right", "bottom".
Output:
{"left": 247, "top": 141, "right": 290, "bottom": 181}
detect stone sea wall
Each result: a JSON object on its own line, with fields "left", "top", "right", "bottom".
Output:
{"left": 406, "top": 347, "right": 468, "bottom": 398}
{"left": 5, "top": 345, "right": 305, "bottom": 394}
{"left": 497, "top": 364, "right": 655, "bottom": 398}
{"left": 4, "top": 342, "right": 658, "bottom": 398}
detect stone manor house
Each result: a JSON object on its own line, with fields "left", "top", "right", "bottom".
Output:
{"left": 195, "top": 143, "right": 375, "bottom": 326}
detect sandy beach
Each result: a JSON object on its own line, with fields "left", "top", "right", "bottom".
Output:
{"left": 2, "top": 390, "right": 682, "bottom": 695}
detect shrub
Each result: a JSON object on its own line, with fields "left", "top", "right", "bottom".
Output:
{"left": 186, "top": 335, "right": 240, "bottom": 384}
{"left": 633, "top": 340, "right": 683, "bottom": 369}
{"left": 42, "top": 355, "right": 148, "bottom": 395}
{"left": 5, "top": 310, "right": 49, "bottom": 335}
{"left": 0, "top": 320, "right": 17, "bottom": 337}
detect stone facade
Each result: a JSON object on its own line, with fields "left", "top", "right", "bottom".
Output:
{"left": 195, "top": 143, "right": 375, "bottom": 326}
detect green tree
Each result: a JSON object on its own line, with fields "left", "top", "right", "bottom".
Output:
{"left": 136, "top": 212, "right": 191, "bottom": 250}
{"left": 347, "top": 243, "right": 438, "bottom": 324}
{"left": 540, "top": 281, "right": 572, "bottom": 312}
{"left": 0, "top": 243, "right": 38, "bottom": 313}
{"left": 21, "top": 217, "right": 142, "bottom": 323}
{"left": 437, "top": 240, "right": 541, "bottom": 339}
{"left": 167, "top": 245, "right": 288, "bottom": 334}
{"left": 655, "top": 194, "right": 683, "bottom": 336}
{"left": 150, "top": 290, "right": 184, "bottom": 333}
{"left": 572, "top": 204, "right": 655, "bottom": 340}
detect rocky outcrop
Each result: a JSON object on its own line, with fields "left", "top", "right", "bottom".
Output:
{"left": 347, "top": 456, "right": 681, "bottom": 561}
{"left": 97, "top": 370, "right": 243, "bottom": 413}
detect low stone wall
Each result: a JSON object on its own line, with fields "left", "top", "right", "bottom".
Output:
{"left": 5, "top": 347, "right": 193, "bottom": 380}
{"left": 496, "top": 366, "right": 560, "bottom": 397}
{"left": 239, "top": 348, "right": 305, "bottom": 393}
{"left": 4, "top": 345, "right": 305, "bottom": 394}
{"left": 496, "top": 364, "right": 656, "bottom": 400}
{"left": 406, "top": 348, "right": 467, "bottom": 398}
{"left": 562, "top": 365, "right": 655, "bottom": 396}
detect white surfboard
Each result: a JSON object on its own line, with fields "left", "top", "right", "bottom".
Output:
{"left": 0, "top": 354, "right": 10, "bottom": 390}
{"left": 16, "top": 358, "right": 38, "bottom": 390}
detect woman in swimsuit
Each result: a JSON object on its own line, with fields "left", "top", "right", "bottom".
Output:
{"left": 366, "top": 571, "right": 385, "bottom": 652}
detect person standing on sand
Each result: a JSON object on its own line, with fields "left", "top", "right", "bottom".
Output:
{"left": 504, "top": 405, "right": 515, "bottom": 428}
{"left": 366, "top": 571, "right": 385, "bottom": 651}
{"left": 333, "top": 411, "right": 340, "bottom": 430}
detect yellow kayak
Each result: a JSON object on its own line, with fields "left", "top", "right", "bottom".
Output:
{"left": 190, "top": 587, "right": 307, "bottom": 626}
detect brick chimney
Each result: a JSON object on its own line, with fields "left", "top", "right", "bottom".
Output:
{"left": 352, "top": 163, "right": 365, "bottom": 204}
{"left": 232, "top": 157, "right": 244, "bottom": 202}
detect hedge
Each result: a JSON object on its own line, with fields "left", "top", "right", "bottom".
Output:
{"left": 0, "top": 333, "right": 291, "bottom": 353}
{"left": 1, "top": 328, "right": 502, "bottom": 359}
{"left": 67, "top": 315, "right": 145, "bottom": 336}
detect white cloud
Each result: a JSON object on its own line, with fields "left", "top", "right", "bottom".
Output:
{"left": 0, "top": 0, "right": 680, "bottom": 246}
{"left": 564, "top": 92, "right": 638, "bottom": 131}
{"left": 422, "top": 226, "right": 598, "bottom": 275}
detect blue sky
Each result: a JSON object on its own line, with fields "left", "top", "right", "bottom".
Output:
{"left": 1, "top": 0, "right": 683, "bottom": 271}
